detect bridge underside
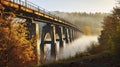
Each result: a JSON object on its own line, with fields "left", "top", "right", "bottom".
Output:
{"left": 0, "top": 0, "right": 83, "bottom": 62}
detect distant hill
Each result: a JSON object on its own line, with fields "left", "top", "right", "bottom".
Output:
{"left": 52, "top": 11, "right": 109, "bottom": 35}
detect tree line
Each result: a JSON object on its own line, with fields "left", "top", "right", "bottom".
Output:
{"left": 52, "top": 11, "right": 109, "bottom": 35}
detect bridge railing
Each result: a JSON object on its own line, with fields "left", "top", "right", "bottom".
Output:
{"left": 6, "top": 0, "right": 80, "bottom": 30}
{"left": 8, "top": 0, "right": 61, "bottom": 21}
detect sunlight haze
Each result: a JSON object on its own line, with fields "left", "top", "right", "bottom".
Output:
{"left": 29, "top": 0, "right": 116, "bottom": 13}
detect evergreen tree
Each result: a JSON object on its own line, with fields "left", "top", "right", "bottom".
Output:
{"left": 99, "top": 5, "right": 120, "bottom": 58}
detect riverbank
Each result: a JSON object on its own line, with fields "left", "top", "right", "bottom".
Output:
{"left": 33, "top": 35, "right": 120, "bottom": 67}
{"left": 37, "top": 51, "right": 120, "bottom": 67}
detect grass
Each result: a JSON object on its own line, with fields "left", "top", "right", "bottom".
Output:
{"left": 33, "top": 42, "right": 120, "bottom": 67}
{"left": 37, "top": 51, "right": 120, "bottom": 67}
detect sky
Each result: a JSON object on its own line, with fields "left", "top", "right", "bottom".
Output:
{"left": 27, "top": 0, "right": 116, "bottom": 13}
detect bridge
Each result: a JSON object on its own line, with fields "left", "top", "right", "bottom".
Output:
{"left": 0, "top": 0, "right": 83, "bottom": 62}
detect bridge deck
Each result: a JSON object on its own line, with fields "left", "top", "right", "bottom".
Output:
{"left": 1, "top": 0, "right": 81, "bottom": 31}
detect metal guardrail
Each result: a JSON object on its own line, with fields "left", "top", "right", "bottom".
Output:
{"left": 8, "top": 0, "right": 64, "bottom": 22}
{"left": 6, "top": 0, "right": 80, "bottom": 30}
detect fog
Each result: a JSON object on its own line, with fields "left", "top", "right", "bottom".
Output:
{"left": 58, "top": 35, "right": 98, "bottom": 59}
{"left": 45, "top": 35, "right": 99, "bottom": 61}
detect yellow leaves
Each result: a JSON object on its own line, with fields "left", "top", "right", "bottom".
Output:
{"left": 16, "top": 46, "right": 35, "bottom": 62}
{"left": 0, "top": 14, "right": 37, "bottom": 66}
{"left": 84, "top": 26, "right": 91, "bottom": 35}
{"left": 1, "top": 28, "right": 9, "bottom": 33}
{"left": 18, "top": 55, "right": 22, "bottom": 59}
{"left": 0, "top": 4, "right": 4, "bottom": 10}
{"left": 0, "top": 47, "right": 7, "bottom": 51}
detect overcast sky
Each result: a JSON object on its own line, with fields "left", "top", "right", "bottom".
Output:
{"left": 27, "top": 0, "right": 116, "bottom": 13}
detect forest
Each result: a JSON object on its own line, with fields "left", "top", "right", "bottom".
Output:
{"left": 0, "top": 0, "right": 120, "bottom": 67}
{"left": 52, "top": 11, "right": 109, "bottom": 35}
{"left": 39, "top": 6, "right": 120, "bottom": 67}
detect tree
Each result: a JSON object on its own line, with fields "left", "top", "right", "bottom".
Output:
{"left": 99, "top": 6, "right": 120, "bottom": 58}
{"left": 99, "top": 16, "right": 117, "bottom": 50}
{"left": 84, "top": 26, "right": 91, "bottom": 35}
{"left": 112, "top": 7, "right": 120, "bottom": 58}
{"left": 0, "top": 11, "right": 36, "bottom": 66}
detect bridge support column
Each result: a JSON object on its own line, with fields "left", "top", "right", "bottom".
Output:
{"left": 35, "top": 23, "right": 40, "bottom": 65}
{"left": 40, "top": 24, "right": 58, "bottom": 62}
{"left": 68, "top": 28, "right": 72, "bottom": 42}
{"left": 76, "top": 31, "right": 78, "bottom": 38}
{"left": 63, "top": 27, "right": 70, "bottom": 43}
{"left": 75, "top": 30, "right": 78, "bottom": 39}
{"left": 26, "top": 19, "right": 40, "bottom": 65}
{"left": 72, "top": 29, "right": 75, "bottom": 41}
{"left": 26, "top": 19, "right": 36, "bottom": 39}
{"left": 77, "top": 31, "right": 79, "bottom": 38}
{"left": 56, "top": 26, "right": 64, "bottom": 48}
{"left": 73, "top": 30, "right": 77, "bottom": 40}
{"left": 75, "top": 31, "right": 77, "bottom": 39}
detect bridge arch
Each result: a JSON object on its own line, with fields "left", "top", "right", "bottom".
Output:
{"left": 40, "top": 24, "right": 58, "bottom": 62}
{"left": 1, "top": 0, "right": 83, "bottom": 63}
{"left": 55, "top": 26, "right": 64, "bottom": 48}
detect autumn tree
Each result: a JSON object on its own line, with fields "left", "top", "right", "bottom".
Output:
{"left": 84, "top": 26, "right": 91, "bottom": 35}
{"left": 0, "top": 8, "right": 37, "bottom": 67}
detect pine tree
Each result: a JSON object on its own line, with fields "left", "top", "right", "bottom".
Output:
{"left": 112, "top": 7, "right": 120, "bottom": 58}
{"left": 99, "top": 6, "right": 120, "bottom": 58}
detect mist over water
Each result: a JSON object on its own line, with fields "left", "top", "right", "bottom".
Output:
{"left": 44, "top": 35, "right": 99, "bottom": 61}
{"left": 58, "top": 35, "right": 98, "bottom": 60}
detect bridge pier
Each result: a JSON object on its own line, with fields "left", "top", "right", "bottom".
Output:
{"left": 26, "top": 18, "right": 36, "bottom": 39}
{"left": 63, "top": 27, "right": 70, "bottom": 43}
{"left": 71, "top": 29, "right": 75, "bottom": 41}
{"left": 40, "top": 24, "right": 58, "bottom": 61}
{"left": 1, "top": 0, "right": 83, "bottom": 65}
{"left": 35, "top": 23, "right": 41, "bottom": 65}
{"left": 74, "top": 30, "right": 77, "bottom": 39}
{"left": 25, "top": 18, "right": 41, "bottom": 65}
{"left": 68, "top": 28, "right": 72, "bottom": 42}
{"left": 76, "top": 31, "right": 79, "bottom": 39}
{"left": 56, "top": 26, "right": 64, "bottom": 48}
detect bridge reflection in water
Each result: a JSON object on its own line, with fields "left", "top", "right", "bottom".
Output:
{"left": 1, "top": 0, "right": 83, "bottom": 63}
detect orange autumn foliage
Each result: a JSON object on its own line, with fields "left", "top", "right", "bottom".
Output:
{"left": 84, "top": 26, "right": 91, "bottom": 35}
{"left": 0, "top": 12, "right": 37, "bottom": 67}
